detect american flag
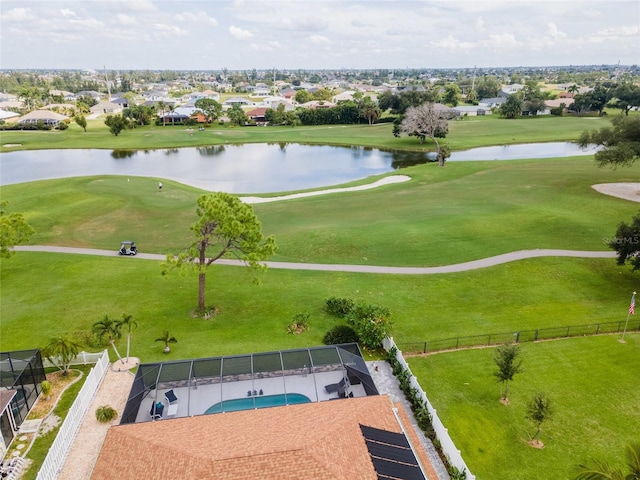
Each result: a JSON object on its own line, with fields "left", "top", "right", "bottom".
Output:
{"left": 630, "top": 293, "right": 636, "bottom": 315}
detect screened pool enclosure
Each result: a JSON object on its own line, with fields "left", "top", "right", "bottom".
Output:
{"left": 121, "top": 344, "right": 378, "bottom": 424}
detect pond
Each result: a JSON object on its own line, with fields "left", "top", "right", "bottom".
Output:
{"left": 0, "top": 142, "right": 598, "bottom": 194}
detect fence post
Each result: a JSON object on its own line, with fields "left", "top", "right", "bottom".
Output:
{"left": 596, "top": 324, "right": 600, "bottom": 335}
{"left": 534, "top": 329, "right": 539, "bottom": 341}
{"left": 515, "top": 332, "right": 520, "bottom": 343}
{"left": 423, "top": 342, "right": 427, "bottom": 354}
{"left": 566, "top": 326, "right": 570, "bottom": 337}
{"left": 487, "top": 335, "right": 491, "bottom": 346}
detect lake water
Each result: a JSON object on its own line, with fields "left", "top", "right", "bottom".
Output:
{"left": 0, "top": 142, "right": 599, "bottom": 194}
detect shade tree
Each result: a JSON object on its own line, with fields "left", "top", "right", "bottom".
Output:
{"left": 194, "top": 98, "right": 222, "bottom": 123}
{"left": 398, "top": 102, "right": 452, "bottom": 166}
{"left": 163, "top": 192, "right": 276, "bottom": 312}
{"left": 0, "top": 200, "right": 35, "bottom": 258}
{"left": 577, "top": 115, "right": 640, "bottom": 168}
{"left": 607, "top": 211, "right": 640, "bottom": 272}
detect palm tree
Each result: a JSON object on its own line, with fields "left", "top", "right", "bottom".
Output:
{"left": 568, "top": 84, "right": 580, "bottom": 98}
{"left": 92, "top": 315, "right": 124, "bottom": 363}
{"left": 155, "top": 331, "right": 177, "bottom": 353}
{"left": 576, "top": 443, "right": 640, "bottom": 480}
{"left": 42, "top": 334, "right": 82, "bottom": 375}
{"left": 116, "top": 313, "right": 137, "bottom": 362}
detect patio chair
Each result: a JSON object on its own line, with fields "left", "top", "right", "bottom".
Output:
{"left": 150, "top": 401, "right": 164, "bottom": 419}
{"left": 165, "top": 389, "right": 178, "bottom": 404}
{"left": 324, "top": 377, "right": 347, "bottom": 394}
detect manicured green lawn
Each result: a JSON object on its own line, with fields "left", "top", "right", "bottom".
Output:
{"left": 1, "top": 252, "right": 636, "bottom": 363}
{"left": 2, "top": 157, "right": 638, "bottom": 266}
{"left": 407, "top": 335, "right": 640, "bottom": 480}
{"left": 0, "top": 114, "right": 612, "bottom": 153}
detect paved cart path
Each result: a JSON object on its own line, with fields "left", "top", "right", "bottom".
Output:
{"left": 16, "top": 246, "right": 616, "bottom": 274}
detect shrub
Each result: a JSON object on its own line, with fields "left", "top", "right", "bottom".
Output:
{"left": 287, "top": 312, "right": 309, "bottom": 334}
{"left": 325, "top": 297, "right": 355, "bottom": 318}
{"left": 323, "top": 325, "right": 359, "bottom": 345}
{"left": 40, "top": 380, "right": 51, "bottom": 399}
{"left": 346, "top": 303, "right": 392, "bottom": 350}
{"left": 95, "top": 405, "right": 118, "bottom": 423}
{"left": 57, "top": 122, "right": 69, "bottom": 131}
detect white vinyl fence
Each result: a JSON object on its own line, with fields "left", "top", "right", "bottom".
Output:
{"left": 35, "top": 349, "right": 110, "bottom": 480}
{"left": 383, "top": 337, "right": 476, "bottom": 480}
{"left": 43, "top": 350, "right": 107, "bottom": 369}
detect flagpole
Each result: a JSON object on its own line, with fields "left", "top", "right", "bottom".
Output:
{"left": 621, "top": 291, "right": 636, "bottom": 343}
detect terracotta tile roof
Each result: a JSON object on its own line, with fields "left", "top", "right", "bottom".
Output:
{"left": 91, "top": 395, "right": 420, "bottom": 480}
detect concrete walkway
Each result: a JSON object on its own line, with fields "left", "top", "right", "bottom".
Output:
{"left": 16, "top": 245, "right": 615, "bottom": 274}
{"left": 57, "top": 367, "right": 135, "bottom": 480}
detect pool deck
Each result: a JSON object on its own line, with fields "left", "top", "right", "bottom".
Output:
{"left": 137, "top": 369, "right": 364, "bottom": 422}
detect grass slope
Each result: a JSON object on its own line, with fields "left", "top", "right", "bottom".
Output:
{"left": 407, "top": 335, "right": 640, "bottom": 480}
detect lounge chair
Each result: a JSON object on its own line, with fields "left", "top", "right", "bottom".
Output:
{"left": 324, "top": 377, "right": 347, "bottom": 394}
{"left": 165, "top": 389, "right": 178, "bottom": 404}
{"left": 150, "top": 401, "right": 164, "bottom": 419}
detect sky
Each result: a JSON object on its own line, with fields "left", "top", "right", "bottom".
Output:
{"left": 1, "top": 0, "right": 639, "bottom": 71}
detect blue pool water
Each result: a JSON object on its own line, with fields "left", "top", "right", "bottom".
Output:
{"left": 205, "top": 393, "right": 312, "bottom": 414}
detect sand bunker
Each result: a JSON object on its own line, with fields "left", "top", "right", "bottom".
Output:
{"left": 592, "top": 183, "right": 640, "bottom": 203}
{"left": 241, "top": 175, "right": 411, "bottom": 204}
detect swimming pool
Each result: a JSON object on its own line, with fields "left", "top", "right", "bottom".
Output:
{"left": 205, "top": 393, "right": 312, "bottom": 414}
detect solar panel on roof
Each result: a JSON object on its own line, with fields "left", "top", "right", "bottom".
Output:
{"left": 360, "top": 424, "right": 426, "bottom": 480}
{"left": 371, "top": 457, "right": 425, "bottom": 480}
{"left": 365, "top": 441, "right": 417, "bottom": 465}
{"left": 361, "top": 424, "right": 411, "bottom": 448}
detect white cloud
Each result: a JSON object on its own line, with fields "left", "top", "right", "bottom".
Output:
{"left": 3, "top": 7, "right": 33, "bottom": 21}
{"left": 475, "top": 16, "right": 485, "bottom": 32}
{"left": 60, "top": 8, "right": 77, "bottom": 18}
{"left": 250, "top": 40, "right": 282, "bottom": 51}
{"left": 115, "top": 14, "right": 139, "bottom": 26}
{"left": 229, "top": 25, "right": 253, "bottom": 39}
{"left": 277, "top": 16, "right": 328, "bottom": 32}
{"left": 547, "top": 23, "right": 566, "bottom": 38}
{"left": 175, "top": 11, "right": 218, "bottom": 26}
{"left": 481, "top": 33, "right": 520, "bottom": 48}
{"left": 153, "top": 23, "right": 187, "bottom": 37}
{"left": 430, "top": 34, "right": 475, "bottom": 51}
{"left": 309, "top": 34, "right": 330, "bottom": 45}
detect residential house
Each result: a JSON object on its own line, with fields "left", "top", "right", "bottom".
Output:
{"left": 76, "top": 90, "right": 103, "bottom": 102}
{"left": 452, "top": 105, "right": 491, "bottom": 116}
{"left": 332, "top": 91, "right": 356, "bottom": 103}
{"left": 0, "top": 109, "right": 20, "bottom": 121}
{"left": 245, "top": 107, "right": 268, "bottom": 124}
{"left": 90, "top": 101, "right": 123, "bottom": 116}
{"left": 300, "top": 100, "right": 335, "bottom": 109}
{"left": 500, "top": 84, "right": 524, "bottom": 96}
{"left": 478, "top": 97, "right": 507, "bottom": 108}
{"left": 17, "top": 110, "right": 69, "bottom": 126}
{"left": 91, "top": 345, "right": 434, "bottom": 480}
{"left": 223, "top": 97, "right": 253, "bottom": 107}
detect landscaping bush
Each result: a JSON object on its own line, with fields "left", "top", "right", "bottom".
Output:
{"left": 286, "top": 312, "right": 309, "bottom": 334}
{"left": 346, "top": 303, "right": 392, "bottom": 350}
{"left": 95, "top": 405, "right": 117, "bottom": 423}
{"left": 325, "top": 297, "right": 355, "bottom": 318}
{"left": 323, "top": 325, "right": 359, "bottom": 345}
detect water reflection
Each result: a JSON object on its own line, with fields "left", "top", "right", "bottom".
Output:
{"left": 0, "top": 142, "right": 597, "bottom": 194}
{"left": 111, "top": 150, "right": 136, "bottom": 159}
